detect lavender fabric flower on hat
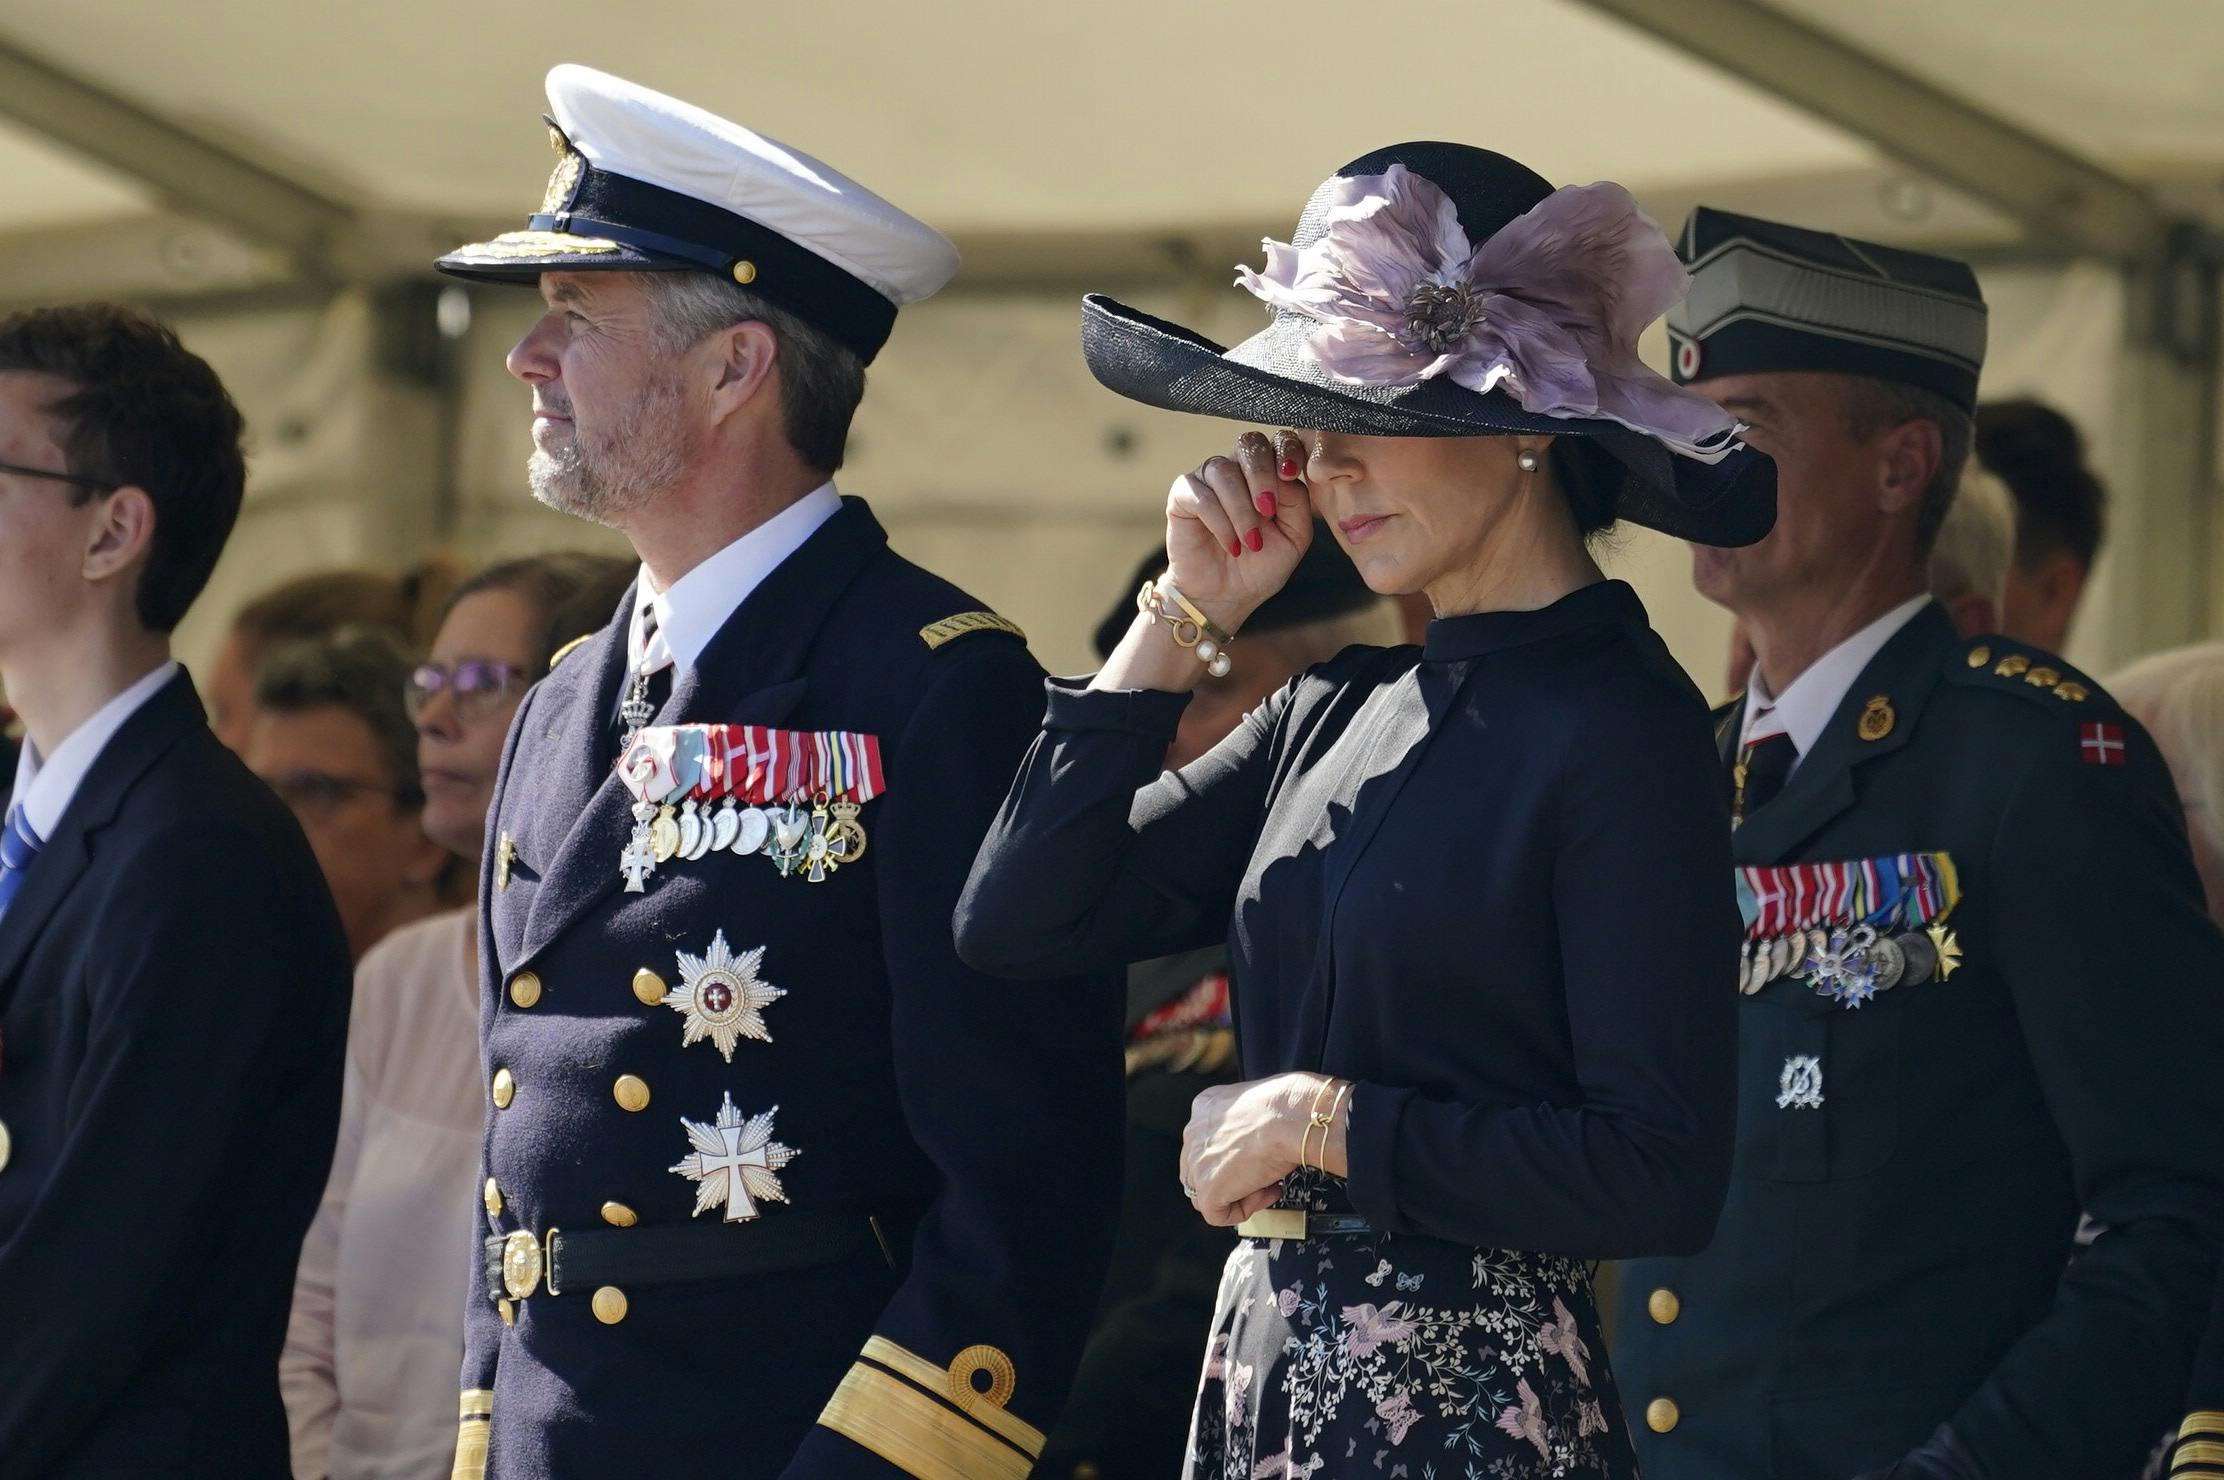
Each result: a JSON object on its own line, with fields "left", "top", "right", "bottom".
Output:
{"left": 1235, "top": 163, "right": 1740, "bottom": 462}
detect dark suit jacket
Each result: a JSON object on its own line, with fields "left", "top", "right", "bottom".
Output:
{"left": 1615, "top": 604, "right": 2224, "bottom": 1480}
{"left": 460, "top": 499, "right": 1123, "bottom": 1479}
{"left": 0, "top": 671, "right": 351, "bottom": 1478}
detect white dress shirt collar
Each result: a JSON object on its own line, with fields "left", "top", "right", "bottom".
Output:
{"left": 626, "top": 482, "right": 842, "bottom": 676}
{"left": 9, "top": 659, "right": 181, "bottom": 840}
{"left": 1740, "top": 595, "right": 1931, "bottom": 765}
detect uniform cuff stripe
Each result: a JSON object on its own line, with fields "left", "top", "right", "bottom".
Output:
{"left": 820, "top": 1363, "right": 1032, "bottom": 1480}
{"left": 857, "top": 1335, "right": 1044, "bottom": 1457}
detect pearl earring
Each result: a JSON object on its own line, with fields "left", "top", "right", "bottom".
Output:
{"left": 1516, "top": 449, "right": 1541, "bottom": 473}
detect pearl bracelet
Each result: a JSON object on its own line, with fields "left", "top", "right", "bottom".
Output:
{"left": 1136, "top": 576, "right": 1235, "bottom": 677}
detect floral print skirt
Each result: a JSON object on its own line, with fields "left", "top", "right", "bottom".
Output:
{"left": 1182, "top": 1179, "right": 1635, "bottom": 1480}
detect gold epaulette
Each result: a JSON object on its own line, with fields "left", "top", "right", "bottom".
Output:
{"left": 919, "top": 612, "right": 1026, "bottom": 650}
{"left": 1946, "top": 639, "right": 2097, "bottom": 705}
{"left": 2170, "top": 1410, "right": 2224, "bottom": 1475}
{"left": 819, "top": 1337, "right": 1042, "bottom": 1480}
{"left": 547, "top": 633, "right": 595, "bottom": 670}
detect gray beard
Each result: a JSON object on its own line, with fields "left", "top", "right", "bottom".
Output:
{"left": 526, "top": 376, "right": 690, "bottom": 526}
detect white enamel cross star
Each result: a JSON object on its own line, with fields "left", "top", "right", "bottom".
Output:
{"left": 670, "top": 1093, "right": 797, "bottom": 1222}
{"left": 662, "top": 930, "right": 784, "bottom": 1061}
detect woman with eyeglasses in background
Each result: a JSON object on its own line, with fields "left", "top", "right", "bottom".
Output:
{"left": 280, "top": 551, "right": 631, "bottom": 1480}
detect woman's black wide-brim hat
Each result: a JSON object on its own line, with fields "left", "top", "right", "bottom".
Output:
{"left": 1079, "top": 141, "right": 1776, "bottom": 547}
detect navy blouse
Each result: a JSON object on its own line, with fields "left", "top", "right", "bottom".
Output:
{"left": 957, "top": 580, "right": 1739, "bottom": 1259}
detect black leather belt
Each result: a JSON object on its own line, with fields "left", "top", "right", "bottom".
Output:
{"left": 485, "top": 1210, "right": 911, "bottom": 1304}
{"left": 1233, "top": 1209, "right": 1375, "bottom": 1241}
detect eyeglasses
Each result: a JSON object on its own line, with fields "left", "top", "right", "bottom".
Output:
{"left": 0, "top": 459, "right": 114, "bottom": 495}
{"left": 263, "top": 769, "right": 422, "bottom": 823}
{"left": 406, "top": 659, "right": 531, "bottom": 723}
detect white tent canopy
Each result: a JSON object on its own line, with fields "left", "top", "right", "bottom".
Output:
{"left": 0, "top": 0, "right": 2215, "bottom": 679}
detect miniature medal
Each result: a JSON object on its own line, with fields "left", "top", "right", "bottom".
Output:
{"left": 651, "top": 804, "right": 682, "bottom": 863}
{"left": 826, "top": 801, "right": 868, "bottom": 866}
{"left": 676, "top": 800, "right": 704, "bottom": 859}
{"left": 1769, "top": 933, "right": 1798, "bottom": 982}
{"left": 766, "top": 802, "right": 811, "bottom": 877}
{"left": 1736, "top": 941, "right": 1755, "bottom": 995}
{"left": 709, "top": 797, "right": 741, "bottom": 852}
{"left": 1866, "top": 932, "right": 1907, "bottom": 991}
{"left": 669, "top": 1093, "right": 797, "bottom": 1223}
{"left": 682, "top": 800, "right": 716, "bottom": 861}
{"left": 1893, "top": 929, "right": 1938, "bottom": 984}
{"left": 732, "top": 805, "right": 769, "bottom": 855}
{"left": 1928, "top": 922, "right": 1964, "bottom": 979}
{"left": 620, "top": 802, "right": 658, "bottom": 893}
{"left": 661, "top": 930, "right": 784, "bottom": 1061}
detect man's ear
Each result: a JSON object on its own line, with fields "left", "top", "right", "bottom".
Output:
{"left": 706, "top": 319, "right": 781, "bottom": 428}
{"left": 82, "top": 485, "right": 155, "bottom": 587}
{"left": 1877, "top": 417, "right": 1944, "bottom": 515}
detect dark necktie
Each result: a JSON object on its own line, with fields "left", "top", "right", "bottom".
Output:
{"left": 1736, "top": 730, "right": 1797, "bottom": 820}
{"left": 0, "top": 802, "right": 42, "bottom": 916}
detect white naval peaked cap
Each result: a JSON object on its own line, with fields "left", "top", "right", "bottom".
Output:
{"left": 437, "top": 64, "right": 959, "bottom": 364}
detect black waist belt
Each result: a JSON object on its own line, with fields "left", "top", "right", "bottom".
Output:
{"left": 1233, "top": 1209, "right": 1374, "bottom": 1241}
{"left": 485, "top": 1209, "right": 912, "bottom": 1304}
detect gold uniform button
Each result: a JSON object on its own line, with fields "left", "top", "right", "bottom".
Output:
{"left": 631, "top": 968, "right": 667, "bottom": 1006}
{"left": 483, "top": 1178, "right": 504, "bottom": 1217}
{"left": 1646, "top": 1397, "right": 1681, "bottom": 1434}
{"left": 600, "top": 1201, "right": 638, "bottom": 1228}
{"left": 730, "top": 260, "right": 757, "bottom": 285}
{"left": 1648, "top": 1287, "right": 1681, "bottom": 1325}
{"left": 591, "top": 1286, "right": 629, "bottom": 1324}
{"left": 491, "top": 1068, "right": 515, "bottom": 1109}
{"left": 1966, "top": 644, "right": 1991, "bottom": 668}
{"left": 613, "top": 1074, "right": 651, "bottom": 1112}
{"left": 509, "top": 971, "right": 543, "bottom": 1008}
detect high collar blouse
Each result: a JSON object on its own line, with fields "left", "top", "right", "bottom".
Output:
{"left": 958, "top": 580, "right": 1739, "bottom": 1258}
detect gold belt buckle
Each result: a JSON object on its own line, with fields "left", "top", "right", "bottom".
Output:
{"left": 1235, "top": 1208, "right": 1308, "bottom": 1241}
{"left": 500, "top": 1228, "right": 562, "bottom": 1300}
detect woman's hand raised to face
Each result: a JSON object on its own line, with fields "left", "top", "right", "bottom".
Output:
{"left": 1164, "top": 429, "right": 1314, "bottom": 637}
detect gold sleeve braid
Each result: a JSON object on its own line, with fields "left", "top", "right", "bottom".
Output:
{"left": 817, "top": 1337, "right": 1041, "bottom": 1480}
{"left": 451, "top": 1389, "right": 493, "bottom": 1480}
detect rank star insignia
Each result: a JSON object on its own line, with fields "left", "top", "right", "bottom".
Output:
{"left": 663, "top": 930, "right": 784, "bottom": 1061}
{"left": 670, "top": 1093, "right": 797, "bottom": 1222}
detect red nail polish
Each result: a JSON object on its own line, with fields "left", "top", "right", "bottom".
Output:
{"left": 1279, "top": 460, "right": 1300, "bottom": 480}
{"left": 1229, "top": 539, "right": 1243, "bottom": 557}
{"left": 1245, "top": 528, "right": 1265, "bottom": 552}
{"left": 1255, "top": 492, "right": 1277, "bottom": 517}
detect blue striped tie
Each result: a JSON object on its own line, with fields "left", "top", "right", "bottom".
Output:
{"left": 0, "top": 802, "right": 40, "bottom": 916}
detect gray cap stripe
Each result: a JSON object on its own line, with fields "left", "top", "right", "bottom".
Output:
{"left": 1669, "top": 239, "right": 1988, "bottom": 372}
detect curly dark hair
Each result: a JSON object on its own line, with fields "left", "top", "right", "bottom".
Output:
{"left": 253, "top": 626, "right": 424, "bottom": 808}
{"left": 0, "top": 303, "right": 247, "bottom": 632}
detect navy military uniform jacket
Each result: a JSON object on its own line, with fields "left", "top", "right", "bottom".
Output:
{"left": 1615, "top": 602, "right": 2224, "bottom": 1479}
{"left": 459, "top": 498, "right": 1124, "bottom": 1479}
{"left": 0, "top": 672, "right": 351, "bottom": 1478}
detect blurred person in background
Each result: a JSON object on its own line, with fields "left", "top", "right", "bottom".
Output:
{"left": 209, "top": 561, "right": 457, "bottom": 752}
{"left": 1927, "top": 463, "right": 2015, "bottom": 639}
{"left": 1975, "top": 397, "right": 2106, "bottom": 655}
{"left": 1040, "top": 530, "right": 1394, "bottom": 1480}
{"left": 283, "top": 552, "right": 631, "bottom": 1480}
{"left": 247, "top": 627, "right": 452, "bottom": 963}
{"left": 1618, "top": 208, "right": 2224, "bottom": 1480}
{"left": 2109, "top": 642, "right": 2224, "bottom": 928}
{"left": 0, "top": 302, "right": 350, "bottom": 1476}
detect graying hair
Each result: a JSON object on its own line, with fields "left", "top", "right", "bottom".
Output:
{"left": 2110, "top": 641, "right": 2224, "bottom": 867}
{"left": 1841, "top": 377, "right": 1974, "bottom": 559}
{"left": 1928, "top": 463, "right": 2015, "bottom": 607}
{"left": 637, "top": 271, "right": 866, "bottom": 473}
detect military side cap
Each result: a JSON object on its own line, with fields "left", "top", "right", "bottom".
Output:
{"left": 1666, "top": 207, "right": 1987, "bottom": 412}
{"left": 437, "top": 65, "right": 959, "bottom": 363}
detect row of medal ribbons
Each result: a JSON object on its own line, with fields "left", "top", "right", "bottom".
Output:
{"left": 1735, "top": 853, "right": 1964, "bottom": 1007}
